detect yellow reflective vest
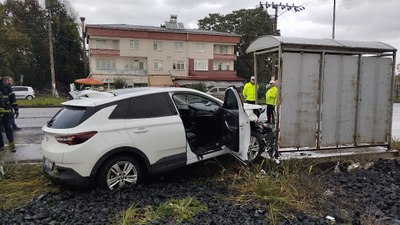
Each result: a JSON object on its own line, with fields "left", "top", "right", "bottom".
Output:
{"left": 265, "top": 86, "right": 278, "bottom": 105}
{"left": 242, "top": 82, "right": 257, "bottom": 101}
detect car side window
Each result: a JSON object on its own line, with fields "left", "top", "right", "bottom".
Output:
{"left": 127, "top": 93, "right": 177, "bottom": 119}
{"left": 109, "top": 99, "right": 130, "bottom": 119}
{"left": 172, "top": 93, "right": 220, "bottom": 112}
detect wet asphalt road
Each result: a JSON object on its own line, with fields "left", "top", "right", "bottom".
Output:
{"left": 0, "top": 107, "right": 60, "bottom": 162}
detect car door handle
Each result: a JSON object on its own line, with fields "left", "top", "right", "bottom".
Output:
{"left": 133, "top": 128, "right": 149, "bottom": 134}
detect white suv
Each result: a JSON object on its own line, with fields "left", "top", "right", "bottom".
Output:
{"left": 12, "top": 86, "right": 35, "bottom": 100}
{"left": 42, "top": 87, "right": 250, "bottom": 190}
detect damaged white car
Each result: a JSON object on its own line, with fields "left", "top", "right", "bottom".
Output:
{"left": 42, "top": 87, "right": 270, "bottom": 190}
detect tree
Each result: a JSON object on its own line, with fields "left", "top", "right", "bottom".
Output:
{"left": 3, "top": 0, "right": 49, "bottom": 87}
{"left": 0, "top": 2, "right": 30, "bottom": 78}
{"left": 198, "top": 8, "right": 274, "bottom": 82}
{"left": 0, "top": 0, "right": 84, "bottom": 94}
{"left": 46, "top": 0, "right": 84, "bottom": 92}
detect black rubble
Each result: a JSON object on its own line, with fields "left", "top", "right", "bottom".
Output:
{"left": 0, "top": 159, "right": 399, "bottom": 225}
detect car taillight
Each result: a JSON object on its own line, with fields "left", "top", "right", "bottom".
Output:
{"left": 55, "top": 131, "right": 97, "bottom": 145}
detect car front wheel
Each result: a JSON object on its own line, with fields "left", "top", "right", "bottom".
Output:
{"left": 248, "top": 132, "right": 263, "bottom": 163}
{"left": 26, "top": 95, "right": 33, "bottom": 100}
{"left": 97, "top": 155, "right": 142, "bottom": 190}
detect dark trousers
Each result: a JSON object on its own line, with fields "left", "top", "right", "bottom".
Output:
{"left": 0, "top": 112, "right": 14, "bottom": 147}
{"left": 245, "top": 100, "right": 256, "bottom": 104}
{"left": 266, "top": 104, "right": 275, "bottom": 124}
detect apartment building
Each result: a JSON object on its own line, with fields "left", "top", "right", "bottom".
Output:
{"left": 85, "top": 16, "right": 244, "bottom": 87}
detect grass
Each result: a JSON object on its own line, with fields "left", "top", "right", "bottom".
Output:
{"left": 114, "top": 197, "right": 207, "bottom": 225}
{"left": 17, "top": 96, "right": 67, "bottom": 107}
{"left": 0, "top": 163, "right": 58, "bottom": 211}
{"left": 392, "top": 138, "right": 400, "bottom": 150}
{"left": 226, "top": 159, "right": 329, "bottom": 225}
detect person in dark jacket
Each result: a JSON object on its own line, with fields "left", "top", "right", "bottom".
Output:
{"left": 0, "top": 77, "right": 18, "bottom": 152}
{"left": 4, "top": 76, "right": 21, "bottom": 130}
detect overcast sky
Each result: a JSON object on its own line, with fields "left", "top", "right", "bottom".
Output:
{"left": 3, "top": 0, "right": 398, "bottom": 61}
{"left": 64, "top": 0, "right": 399, "bottom": 61}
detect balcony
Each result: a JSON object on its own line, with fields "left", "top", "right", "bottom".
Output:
{"left": 94, "top": 69, "right": 148, "bottom": 76}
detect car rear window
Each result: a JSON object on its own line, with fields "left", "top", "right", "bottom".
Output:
{"left": 47, "top": 106, "right": 91, "bottom": 129}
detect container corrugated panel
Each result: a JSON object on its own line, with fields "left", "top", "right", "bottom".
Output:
{"left": 280, "top": 53, "right": 320, "bottom": 148}
{"left": 321, "top": 55, "right": 358, "bottom": 146}
{"left": 358, "top": 57, "right": 392, "bottom": 144}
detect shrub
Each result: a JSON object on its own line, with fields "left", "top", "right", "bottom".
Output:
{"left": 114, "top": 78, "right": 126, "bottom": 89}
{"left": 186, "top": 83, "right": 207, "bottom": 92}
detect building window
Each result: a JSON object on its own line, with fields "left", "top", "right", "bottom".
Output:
{"left": 194, "top": 59, "right": 208, "bottom": 71}
{"left": 96, "top": 39, "right": 107, "bottom": 49}
{"left": 129, "top": 40, "right": 139, "bottom": 50}
{"left": 95, "top": 58, "right": 116, "bottom": 70}
{"left": 112, "top": 40, "right": 119, "bottom": 50}
{"left": 153, "top": 60, "right": 163, "bottom": 71}
{"left": 214, "top": 45, "right": 229, "bottom": 54}
{"left": 213, "top": 62, "right": 231, "bottom": 71}
{"left": 125, "top": 59, "right": 144, "bottom": 70}
{"left": 196, "top": 43, "right": 205, "bottom": 53}
{"left": 153, "top": 41, "right": 163, "bottom": 52}
{"left": 173, "top": 60, "right": 185, "bottom": 70}
{"left": 174, "top": 42, "right": 183, "bottom": 52}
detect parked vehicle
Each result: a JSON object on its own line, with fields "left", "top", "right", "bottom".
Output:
{"left": 12, "top": 86, "right": 35, "bottom": 100}
{"left": 206, "top": 87, "right": 227, "bottom": 98}
{"left": 42, "top": 87, "right": 257, "bottom": 190}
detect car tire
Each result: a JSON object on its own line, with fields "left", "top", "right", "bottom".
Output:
{"left": 97, "top": 155, "right": 142, "bottom": 190}
{"left": 26, "top": 95, "right": 33, "bottom": 100}
{"left": 248, "top": 131, "right": 263, "bottom": 163}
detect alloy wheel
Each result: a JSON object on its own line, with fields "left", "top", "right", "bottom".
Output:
{"left": 106, "top": 161, "right": 138, "bottom": 190}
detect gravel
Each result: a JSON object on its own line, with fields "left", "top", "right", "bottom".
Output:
{"left": 1, "top": 158, "right": 399, "bottom": 225}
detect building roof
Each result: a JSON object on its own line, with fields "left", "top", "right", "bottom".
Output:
{"left": 246, "top": 35, "right": 397, "bottom": 53}
{"left": 86, "top": 24, "right": 240, "bottom": 37}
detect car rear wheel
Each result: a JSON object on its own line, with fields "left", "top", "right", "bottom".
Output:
{"left": 97, "top": 155, "right": 142, "bottom": 190}
{"left": 26, "top": 95, "right": 33, "bottom": 100}
{"left": 248, "top": 132, "right": 263, "bottom": 163}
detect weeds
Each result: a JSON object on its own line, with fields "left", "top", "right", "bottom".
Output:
{"left": 229, "top": 159, "right": 327, "bottom": 225}
{"left": 392, "top": 137, "right": 400, "bottom": 150}
{"left": 114, "top": 197, "right": 207, "bottom": 225}
{"left": 0, "top": 163, "right": 58, "bottom": 211}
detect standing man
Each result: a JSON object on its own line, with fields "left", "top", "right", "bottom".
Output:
{"left": 265, "top": 80, "right": 278, "bottom": 124}
{"left": 0, "top": 77, "right": 18, "bottom": 152}
{"left": 242, "top": 76, "right": 257, "bottom": 104}
{"left": 5, "top": 76, "right": 21, "bottom": 130}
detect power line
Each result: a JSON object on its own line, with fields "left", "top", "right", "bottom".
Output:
{"left": 259, "top": 2, "right": 305, "bottom": 35}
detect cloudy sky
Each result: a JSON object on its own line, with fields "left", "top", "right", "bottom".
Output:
{"left": 64, "top": 0, "right": 399, "bottom": 60}
{"left": 4, "top": 0, "right": 396, "bottom": 60}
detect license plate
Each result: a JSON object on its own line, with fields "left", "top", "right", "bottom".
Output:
{"left": 44, "top": 158, "right": 54, "bottom": 170}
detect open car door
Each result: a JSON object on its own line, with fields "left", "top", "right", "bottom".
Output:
{"left": 221, "top": 87, "right": 250, "bottom": 162}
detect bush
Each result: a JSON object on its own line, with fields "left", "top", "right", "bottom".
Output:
{"left": 186, "top": 83, "right": 207, "bottom": 92}
{"left": 114, "top": 78, "right": 126, "bottom": 89}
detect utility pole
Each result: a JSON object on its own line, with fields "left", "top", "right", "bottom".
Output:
{"left": 332, "top": 0, "right": 336, "bottom": 39}
{"left": 48, "top": 19, "right": 59, "bottom": 97}
{"left": 80, "top": 17, "right": 87, "bottom": 77}
{"left": 259, "top": 2, "right": 305, "bottom": 35}
{"left": 259, "top": 2, "right": 305, "bottom": 80}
